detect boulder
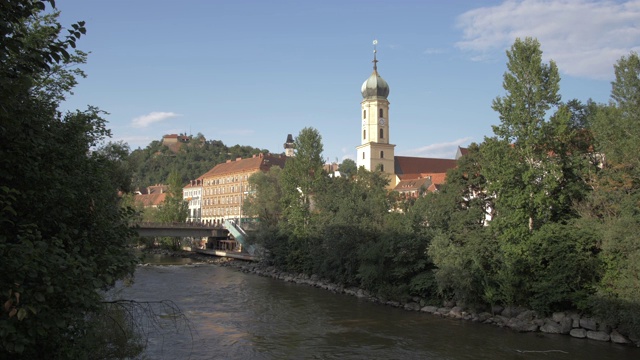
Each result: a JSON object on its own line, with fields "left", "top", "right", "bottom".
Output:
{"left": 580, "top": 317, "right": 598, "bottom": 331}
{"left": 570, "top": 328, "right": 587, "bottom": 338}
{"left": 610, "top": 330, "right": 631, "bottom": 344}
{"left": 502, "top": 306, "right": 526, "bottom": 318}
{"left": 477, "top": 312, "right": 492, "bottom": 322}
{"left": 540, "top": 320, "right": 562, "bottom": 334}
{"left": 559, "top": 317, "right": 573, "bottom": 334}
{"left": 587, "top": 331, "right": 610, "bottom": 342}
{"left": 404, "top": 302, "right": 421, "bottom": 311}
{"left": 443, "top": 300, "right": 456, "bottom": 308}
{"left": 506, "top": 318, "right": 539, "bottom": 332}
{"left": 420, "top": 306, "right": 438, "bottom": 314}
{"left": 568, "top": 312, "right": 581, "bottom": 328}
{"left": 491, "top": 305, "right": 504, "bottom": 315}
{"left": 516, "top": 310, "right": 537, "bottom": 322}
{"left": 449, "top": 306, "right": 464, "bottom": 318}
{"left": 551, "top": 311, "right": 566, "bottom": 323}
{"left": 437, "top": 307, "right": 451, "bottom": 315}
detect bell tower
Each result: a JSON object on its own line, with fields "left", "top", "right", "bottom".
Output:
{"left": 356, "top": 40, "right": 396, "bottom": 185}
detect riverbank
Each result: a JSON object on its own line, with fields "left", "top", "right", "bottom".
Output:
{"left": 220, "top": 259, "right": 639, "bottom": 348}
{"left": 144, "top": 249, "right": 640, "bottom": 348}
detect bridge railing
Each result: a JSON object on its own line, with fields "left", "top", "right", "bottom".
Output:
{"left": 134, "top": 222, "right": 224, "bottom": 229}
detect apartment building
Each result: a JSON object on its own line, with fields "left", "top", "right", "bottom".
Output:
{"left": 199, "top": 153, "right": 286, "bottom": 224}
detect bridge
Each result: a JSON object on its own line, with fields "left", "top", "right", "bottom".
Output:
{"left": 134, "top": 222, "right": 229, "bottom": 238}
{"left": 134, "top": 222, "right": 259, "bottom": 261}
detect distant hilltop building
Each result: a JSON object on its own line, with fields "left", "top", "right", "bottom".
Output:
{"left": 162, "top": 133, "right": 191, "bottom": 153}
{"left": 283, "top": 134, "right": 295, "bottom": 157}
{"left": 357, "top": 40, "right": 462, "bottom": 194}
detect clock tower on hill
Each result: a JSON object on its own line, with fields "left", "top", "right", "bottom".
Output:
{"left": 356, "top": 40, "right": 396, "bottom": 186}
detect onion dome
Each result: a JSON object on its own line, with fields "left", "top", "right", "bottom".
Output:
{"left": 361, "top": 41, "right": 389, "bottom": 99}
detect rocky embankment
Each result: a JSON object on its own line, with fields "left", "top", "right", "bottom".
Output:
{"left": 219, "top": 259, "right": 639, "bottom": 347}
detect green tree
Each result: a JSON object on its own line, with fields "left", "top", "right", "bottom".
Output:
{"left": 0, "top": 2, "right": 139, "bottom": 357}
{"left": 339, "top": 158, "right": 357, "bottom": 178}
{"left": 156, "top": 169, "right": 188, "bottom": 223}
{"left": 482, "top": 37, "right": 596, "bottom": 308}
{"left": 274, "top": 127, "right": 326, "bottom": 272}
{"left": 581, "top": 52, "right": 640, "bottom": 336}
{"left": 243, "top": 167, "right": 284, "bottom": 254}
{"left": 279, "top": 127, "right": 325, "bottom": 238}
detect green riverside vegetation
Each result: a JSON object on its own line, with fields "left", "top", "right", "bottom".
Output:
{"left": 244, "top": 40, "right": 640, "bottom": 338}
{"left": 1, "top": 1, "right": 142, "bottom": 358}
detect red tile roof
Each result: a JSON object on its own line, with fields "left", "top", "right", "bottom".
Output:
{"left": 200, "top": 154, "right": 286, "bottom": 179}
{"left": 394, "top": 156, "right": 457, "bottom": 176}
{"left": 395, "top": 177, "right": 431, "bottom": 192}
{"left": 134, "top": 192, "right": 166, "bottom": 207}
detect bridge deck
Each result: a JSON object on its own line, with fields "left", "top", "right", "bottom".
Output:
{"left": 195, "top": 249, "right": 256, "bottom": 261}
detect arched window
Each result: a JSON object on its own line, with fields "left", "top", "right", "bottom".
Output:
{"left": 380, "top": 164, "right": 384, "bottom": 172}
{"left": 363, "top": 110, "right": 366, "bottom": 119}
{"left": 379, "top": 108, "right": 384, "bottom": 117}
{"left": 362, "top": 152, "right": 365, "bottom": 159}
{"left": 363, "top": 130, "right": 366, "bottom": 140}
{"left": 380, "top": 128, "right": 384, "bottom": 139}
{"left": 380, "top": 150, "right": 384, "bottom": 158}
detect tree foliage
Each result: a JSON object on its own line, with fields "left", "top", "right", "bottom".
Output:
{"left": 129, "top": 137, "right": 269, "bottom": 190}
{"left": 239, "top": 39, "right": 639, "bottom": 337}
{"left": 0, "top": 2, "right": 139, "bottom": 357}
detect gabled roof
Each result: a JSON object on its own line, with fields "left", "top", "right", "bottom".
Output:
{"left": 200, "top": 154, "right": 286, "bottom": 179}
{"left": 455, "top": 146, "right": 469, "bottom": 159}
{"left": 134, "top": 192, "right": 166, "bottom": 207}
{"left": 395, "top": 177, "right": 431, "bottom": 192}
{"left": 394, "top": 156, "right": 457, "bottom": 177}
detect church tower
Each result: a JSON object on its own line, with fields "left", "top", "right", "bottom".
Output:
{"left": 356, "top": 40, "right": 396, "bottom": 185}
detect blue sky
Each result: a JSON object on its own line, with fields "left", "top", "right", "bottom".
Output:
{"left": 57, "top": 0, "right": 640, "bottom": 162}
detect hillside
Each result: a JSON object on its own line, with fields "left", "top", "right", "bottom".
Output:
{"left": 128, "top": 133, "right": 272, "bottom": 189}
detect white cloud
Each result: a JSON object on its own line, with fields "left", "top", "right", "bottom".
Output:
{"left": 131, "top": 111, "right": 182, "bottom": 128}
{"left": 401, "top": 137, "right": 473, "bottom": 158}
{"left": 456, "top": 0, "right": 640, "bottom": 79}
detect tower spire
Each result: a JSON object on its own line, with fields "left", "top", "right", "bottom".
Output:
{"left": 372, "top": 39, "right": 378, "bottom": 72}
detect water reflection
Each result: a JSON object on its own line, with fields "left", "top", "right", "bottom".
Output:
{"left": 114, "top": 262, "right": 639, "bottom": 360}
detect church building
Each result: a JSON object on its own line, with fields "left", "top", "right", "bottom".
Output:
{"left": 357, "top": 41, "right": 459, "bottom": 194}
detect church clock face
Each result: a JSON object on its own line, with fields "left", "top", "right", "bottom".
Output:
{"left": 379, "top": 118, "right": 386, "bottom": 126}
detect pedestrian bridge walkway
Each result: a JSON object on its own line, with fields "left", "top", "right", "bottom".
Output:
{"left": 134, "top": 222, "right": 228, "bottom": 238}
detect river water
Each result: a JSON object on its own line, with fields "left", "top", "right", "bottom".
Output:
{"left": 113, "top": 260, "right": 639, "bottom": 359}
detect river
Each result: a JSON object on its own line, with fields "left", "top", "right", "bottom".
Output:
{"left": 112, "top": 260, "right": 639, "bottom": 359}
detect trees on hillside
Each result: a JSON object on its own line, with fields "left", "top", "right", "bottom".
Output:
{"left": 0, "top": 2, "right": 139, "bottom": 357}
{"left": 128, "top": 137, "right": 269, "bottom": 190}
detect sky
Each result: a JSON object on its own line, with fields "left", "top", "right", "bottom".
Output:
{"left": 56, "top": 0, "right": 640, "bottom": 162}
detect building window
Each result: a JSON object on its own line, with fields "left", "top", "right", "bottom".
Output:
{"left": 379, "top": 108, "right": 383, "bottom": 117}
{"left": 363, "top": 110, "right": 366, "bottom": 119}
{"left": 380, "top": 151, "right": 384, "bottom": 158}
{"left": 363, "top": 130, "right": 366, "bottom": 140}
{"left": 380, "top": 128, "right": 384, "bottom": 139}
{"left": 380, "top": 164, "right": 384, "bottom": 172}
{"left": 362, "top": 152, "right": 365, "bottom": 159}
